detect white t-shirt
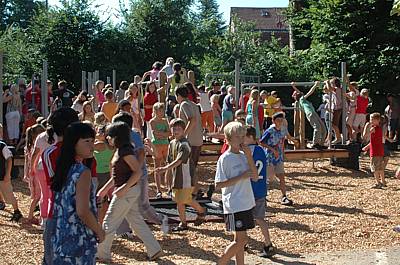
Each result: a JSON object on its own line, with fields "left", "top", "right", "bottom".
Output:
{"left": 215, "top": 151, "right": 255, "bottom": 214}
{"left": 34, "top": 132, "right": 57, "bottom": 170}
{"left": 199, "top": 91, "right": 212, "bottom": 112}
{"left": 317, "top": 104, "right": 326, "bottom": 119}
{"left": 2, "top": 145, "right": 12, "bottom": 160}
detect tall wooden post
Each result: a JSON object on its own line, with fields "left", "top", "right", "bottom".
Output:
{"left": 293, "top": 101, "right": 300, "bottom": 150}
{"left": 235, "top": 60, "right": 240, "bottom": 107}
{"left": 0, "top": 52, "right": 3, "bottom": 123}
{"left": 41, "top": 60, "right": 49, "bottom": 117}
{"left": 341, "top": 62, "right": 348, "bottom": 144}
{"left": 82, "top": 71, "right": 87, "bottom": 92}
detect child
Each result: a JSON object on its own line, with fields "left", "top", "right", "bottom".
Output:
{"left": 128, "top": 83, "right": 142, "bottom": 132}
{"left": 221, "top": 86, "right": 236, "bottom": 129}
{"left": 210, "top": 94, "right": 222, "bottom": 132}
{"left": 51, "top": 122, "right": 104, "bottom": 264}
{"left": 97, "top": 122, "right": 163, "bottom": 262}
{"left": 244, "top": 126, "right": 274, "bottom": 258}
{"left": 245, "top": 89, "right": 261, "bottom": 138}
{"left": 93, "top": 125, "right": 114, "bottom": 223}
{"left": 265, "top": 91, "right": 281, "bottom": 129}
{"left": 198, "top": 85, "right": 214, "bottom": 134}
{"left": 362, "top": 113, "right": 385, "bottom": 188}
{"left": 292, "top": 81, "right": 327, "bottom": 149}
{"left": 24, "top": 124, "right": 45, "bottom": 224}
{"left": 78, "top": 100, "right": 95, "bottom": 124}
{"left": 215, "top": 121, "right": 258, "bottom": 265}
{"left": 100, "top": 90, "right": 118, "bottom": 122}
{"left": 0, "top": 123, "right": 22, "bottom": 221}
{"left": 352, "top": 89, "right": 369, "bottom": 141}
{"left": 150, "top": 103, "right": 170, "bottom": 198}
{"left": 155, "top": 118, "right": 206, "bottom": 231}
{"left": 144, "top": 81, "right": 158, "bottom": 139}
{"left": 260, "top": 112, "right": 293, "bottom": 206}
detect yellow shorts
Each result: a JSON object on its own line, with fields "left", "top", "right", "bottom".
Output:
{"left": 172, "top": 188, "right": 193, "bottom": 204}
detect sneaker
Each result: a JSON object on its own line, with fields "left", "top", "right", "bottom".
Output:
{"left": 10, "top": 209, "right": 23, "bottom": 222}
{"left": 120, "top": 231, "right": 134, "bottom": 239}
{"left": 393, "top": 225, "right": 400, "bottom": 233}
{"left": 0, "top": 201, "right": 5, "bottom": 211}
{"left": 259, "top": 244, "right": 275, "bottom": 258}
{"left": 371, "top": 183, "right": 383, "bottom": 189}
{"left": 161, "top": 215, "right": 169, "bottom": 235}
{"left": 281, "top": 196, "right": 293, "bottom": 206}
{"left": 148, "top": 250, "right": 164, "bottom": 261}
{"left": 167, "top": 190, "right": 172, "bottom": 199}
{"left": 194, "top": 208, "right": 207, "bottom": 226}
{"left": 172, "top": 222, "right": 188, "bottom": 232}
{"left": 156, "top": 192, "right": 163, "bottom": 199}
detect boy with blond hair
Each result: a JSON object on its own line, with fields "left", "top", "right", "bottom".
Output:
{"left": 215, "top": 121, "right": 258, "bottom": 265}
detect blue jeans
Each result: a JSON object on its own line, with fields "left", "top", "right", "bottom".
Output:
{"left": 42, "top": 218, "right": 55, "bottom": 265}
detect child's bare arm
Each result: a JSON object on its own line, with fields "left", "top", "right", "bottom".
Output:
{"left": 215, "top": 170, "right": 251, "bottom": 190}
{"left": 291, "top": 82, "right": 301, "bottom": 93}
{"left": 156, "top": 158, "right": 182, "bottom": 173}
{"left": 304, "top": 81, "right": 320, "bottom": 99}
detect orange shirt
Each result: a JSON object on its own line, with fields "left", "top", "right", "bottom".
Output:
{"left": 102, "top": 102, "right": 118, "bottom": 122}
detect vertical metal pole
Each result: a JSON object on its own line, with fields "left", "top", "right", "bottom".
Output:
{"left": 106, "top": 76, "right": 110, "bottom": 85}
{"left": 41, "top": 60, "right": 49, "bottom": 117}
{"left": 341, "top": 62, "right": 347, "bottom": 144}
{"left": 87, "top": 72, "right": 93, "bottom": 95}
{"left": 0, "top": 52, "right": 3, "bottom": 124}
{"left": 112, "top": 69, "right": 116, "bottom": 93}
{"left": 94, "top": 70, "right": 99, "bottom": 83}
{"left": 235, "top": 60, "right": 240, "bottom": 107}
{"left": 82, "top": 71, "right": 86, "bottom": 92}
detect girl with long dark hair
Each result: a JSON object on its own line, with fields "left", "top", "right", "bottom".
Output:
{"left": 51, "top": 122, "right": 104, "bottom": 264}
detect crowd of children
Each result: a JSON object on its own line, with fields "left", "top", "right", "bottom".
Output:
{"left": 0, "top": 57, "right": 399, "bottom": 264}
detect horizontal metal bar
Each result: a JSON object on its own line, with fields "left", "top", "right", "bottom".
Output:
{"left": 241, "top": 82, "right": 315, "bottom": 88}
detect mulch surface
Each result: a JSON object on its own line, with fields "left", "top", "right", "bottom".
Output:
{"left": 1, "top": 153, "right": 399, "bottom": 264}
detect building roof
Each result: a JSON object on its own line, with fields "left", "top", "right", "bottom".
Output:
{"left": 230, "top": 7, "right": 288, "bottom": 31}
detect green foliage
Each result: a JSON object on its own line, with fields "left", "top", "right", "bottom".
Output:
{"left": 0, "top": 0, "right": 43, "bottom": 31}
{"left": 392, "top": 0, "right": 400, "bottom": 15}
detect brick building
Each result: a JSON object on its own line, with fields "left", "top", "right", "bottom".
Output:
{"left": 230, "top": 7, "right": 290, "bottom": 46}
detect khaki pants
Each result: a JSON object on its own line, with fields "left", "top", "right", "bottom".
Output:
{"left": 97, "top": 185, "right": 161, "bottom": 260}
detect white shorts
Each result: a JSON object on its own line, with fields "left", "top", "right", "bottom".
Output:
{"left": 346, "top": 108, "right": 356, "bottom": 126}
{"left": 353, "top": 113, "right": 366, "bottom": 129}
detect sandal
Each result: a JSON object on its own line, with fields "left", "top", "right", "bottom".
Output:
{"left": 172, "top": 223, "right": 188, "bottom": 232}
{"left": 194, "top": 208, "right": 207, "bottom": 226}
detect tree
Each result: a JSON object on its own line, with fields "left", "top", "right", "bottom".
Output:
{"left": 392, "top": 0, "right": 400, "bottom": 15}
{"left": 0, "top": 0, "right": 43, "bottom": 31}
{"left": 29, "top": 0, "right": 103, "bottom": 89}
{"left": 288, "top": 0, "right": 400, "bottom": 110}
{"left": 125, "top": 0, "right": 195, "bottom": 70}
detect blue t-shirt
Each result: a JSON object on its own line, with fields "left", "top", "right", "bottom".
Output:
{"left": 223, "top": 95, "right": 234, "bottom": 112}
{"left": 130, "top": 129, "right": 147, "bottom": 177}
{"left": 249, "top": 144, "right": 268, "bottom": 199}
{"left": 260, "top": 124, "right": 285, "bottom": 165}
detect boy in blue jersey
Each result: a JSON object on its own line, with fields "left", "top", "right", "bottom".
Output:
{"left": 260, "top": 112, "right": 293, "bottom": 206}
{"left": 244, "top": 126, "right": 274, "bottom": 258}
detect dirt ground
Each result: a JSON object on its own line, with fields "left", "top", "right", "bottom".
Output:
{"left": 0, "top": 153, "right": 399, "bottom": 265}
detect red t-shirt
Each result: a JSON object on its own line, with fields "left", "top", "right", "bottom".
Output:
{"left": 239, "top": 94, "right": 250, "bottom": 111}
{"left": 221, "top": 139, "right": 229, "bottom": 154}
{"left": 143, "top": 92, "right": 158, "bottom": 121}
{"left": 42, "top": 142, "right": 97, "bottom": 218}
{"left": 356, "top": 96, "right": 368, "bottom": 114}
{"left": 370, "top": 126, "right": 384, "bottom": 157}
{"left": 24, "top": 87, "right": 51, "bottom": 113}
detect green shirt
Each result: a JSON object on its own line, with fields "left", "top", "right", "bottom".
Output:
{"left": 299, "top": 96, "right": 316, "bottom": 116}
{"left": 94, "top": 147, "right": 113, "bottom": 174}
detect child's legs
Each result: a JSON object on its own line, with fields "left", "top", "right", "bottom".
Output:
{"left": 219, "top": 231, "right": 248, "bottom": 265}
{"left": 36, "top": 169, "right": 51, "bottom": 218}
{"left": 0, "top": 180, "right": 18, "bottom": 210}
{"left": 154, "top": 158, "right": 163, "bottom": 192}
{"left": 269, "top": 163, "right": 287, "bottom": 196}
{"left": 206, "top": 111, "right": 214, "bottom": 133}
{"left": 253, "top": 198, "right": 271, "bottom": 245}
{"left": 177, "top": 203, "right": 186, "bottom": 224}
{"left": 188, "top": 198, "right": 205, "bottom": 214}
{"left": 124, "top": 185, "right": 161, "bottom": 257}
{"left": 98, "top": 192, "right": 133, "bottom": 258}
{"left": 138, "top": 175, "right": 162, "bottom": 224}
{"left": 371, "top": 157, "right": 384, "bottom": 184}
